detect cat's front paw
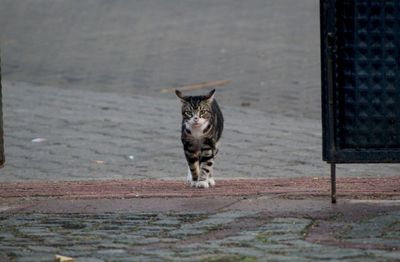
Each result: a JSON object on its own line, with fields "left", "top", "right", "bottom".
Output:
{"left": 208, "top": 177, "right": 216, "bottom": 187}
{"left": 194, "top": 181, "right": 209, "bottom": 188}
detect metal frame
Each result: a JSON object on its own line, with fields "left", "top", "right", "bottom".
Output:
{"left": 320, "top": 0, "right": 337, "bottom": 203}
{"left": 321, "top": 0, "right": 400, "bottom": 203}
{"left": 321, "top": 0, "right": 400, "bottom": 163}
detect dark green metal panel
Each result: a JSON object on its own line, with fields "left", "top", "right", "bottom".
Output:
{"left": 322, "top": 0, "right": 400, "bottom": 163}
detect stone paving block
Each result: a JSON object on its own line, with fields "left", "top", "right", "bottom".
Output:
{"left": 1, "top": 210, "right": 400, "bottom": 261}
{"left": 175, "top": 248, "right": 216, "bottom": 258}
{"left": 152, "top": 218, "right": 181, "bottom": 226}
{"left": 299, "top": 246, "right": 367, "bottom": 260}
{"left": 18, "top": 227, "right": 51, "bottom": 236}
{"left": 136, "top": 237, "right": 164, "bottom": 245}
{"left": 223, "top": 247, "right": 266, "bottom": 258}
{"left": 384, "top": 228, "right": 400, "bottom": 239}
{"left": 338, "top": 211, "right": 400, "bottom": 251}
{"left": 345, "top": 258, "right": 385, "bottom": 262}
{"left": 114, "top": 257, "right": 164, "bottom": 262}
{"left": 258, "top": 223, "right": 309, "bottom": 234}
{"left": 27, "top": 245, "right": 58, "bottom": 253}
{"left": 346, "top": 238, "right": 400, "bottom": 247}
{"left": 97, "top": 243, "right": 128, "bottom": 250}
{"left": 16, "top": 254, "right": 54, "bottom": 262}
{"left": 96, "top": 249, "right": 127, "bottom": 257}
{"left": 271, "top": 217, "right": 311, "bottom": 225}
{"left": 217, "top": 234, "right": 257, "bottom": 245}
{"left": 168, "top": 228, "right": 207, "bottom": 238}
{"left": 178, "top": 211, "right": 258, "bottom": 233}
{"left": 60, "top": 246, "right": 98, "bottom": 257}
{"left": 75, "top": 258, "right": 104, "bottom": 262}
{"left": 0, "top": 232, "right": 14, "bottom": 239}
{"left": 261, "top": 254, "right": 311, "bottom": 262}
{"left": 0, "top": 246, "right": 25, "bottom": 255}
{"left": 113, "top": 235, "right": 144, "bottom": 245}
{"left": 258, "top": 232, "right": 301, "bottom": 243}
{"left": 3, "top": 81, "right": 400, "bottom": 182}
{"left": 368, "top": 250, "right": 400, "bottom": 261}
{"left": 251, "top": 243, "right": 292, "bottom": 253}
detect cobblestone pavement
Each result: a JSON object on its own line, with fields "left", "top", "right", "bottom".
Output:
{"left": 2, "top": 78, "right": 400, "bottom": 262}
{"left": 2, "top": 81, "right": 400, "bottom": 182}
{"left": 1, "top": 207, "right": 400, "bottom": 262}
{"left": 1, "top": 1, "right": 400, "bottom": 261}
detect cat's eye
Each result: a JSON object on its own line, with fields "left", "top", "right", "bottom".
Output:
{"left": 199, "top": 110, "right": 207, "bottom": 116}
{"left": 184, "top": 111, "right": 191, "bottom": 117}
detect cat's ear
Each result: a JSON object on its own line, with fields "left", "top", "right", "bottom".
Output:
{"left": 175, "top": 90, "right": 186, "bottom": 103}
{"left": 205, "top": 89, "right": 216, "bottom": 102}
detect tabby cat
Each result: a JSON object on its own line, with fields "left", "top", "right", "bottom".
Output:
{"left": 176, "top": 89, "right": 224, "bottom": 188}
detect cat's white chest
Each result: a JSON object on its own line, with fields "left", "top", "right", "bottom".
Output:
{"left": 190, "top": 127, "right": 205, "bottom": 138}
{"left": 185, "top": 122, "right": 207, "bottom": 139}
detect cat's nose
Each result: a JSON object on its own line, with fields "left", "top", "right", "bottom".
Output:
{"left": 193, "top": 116, "right": 199, "bottom": 122}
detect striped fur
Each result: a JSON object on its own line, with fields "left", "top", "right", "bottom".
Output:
{"left": 176, "top": 89, "right": 224, "bottom": 188}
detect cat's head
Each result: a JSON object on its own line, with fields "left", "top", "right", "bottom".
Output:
{"left": 175, "top": 89, "right": 215, "bottom": 131}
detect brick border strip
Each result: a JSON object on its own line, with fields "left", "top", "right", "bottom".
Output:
{"left": 0, "top": 177, "right": 399, "bottom": 199}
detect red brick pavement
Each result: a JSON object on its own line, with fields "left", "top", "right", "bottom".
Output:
{"left": 0, "top": 177, "right": 399, "bottom": 199}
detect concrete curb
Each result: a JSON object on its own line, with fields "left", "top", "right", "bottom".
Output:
{"left": 1, "top": 177, "right": 399, "bottom": 199}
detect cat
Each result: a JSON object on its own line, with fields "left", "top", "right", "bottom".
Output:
{"left": 176, "top": 89, "right": 224, "bottom": 188}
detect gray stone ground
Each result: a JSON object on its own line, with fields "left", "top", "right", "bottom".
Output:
{"left": 1, "top": 0, "right": 400, "bottom": 181}
{"left": 0, "top": 0, "right": 321, "bottom": 119}
{"left": 1, "top": 80, "right": 400, "bottom": 182}
{"left": 1, "top": 81, "right": 400, "bottom": 261}
{"left": 1, "top": 1, "right": 400, "bottom": 261}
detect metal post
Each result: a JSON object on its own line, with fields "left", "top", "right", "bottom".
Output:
{"left": 0, "top": 52, "right": 4, "bottom": 167}
{"left": 331, "top": 163, "right": 336, "bottom": 203}
{"left": 326, "top": 31, "right": 337, "bottom": 203}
